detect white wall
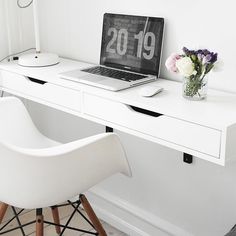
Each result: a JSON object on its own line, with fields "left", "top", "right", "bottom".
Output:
{"left": 37, "top": 0, "right": 236, "bottom": 93}
{"left": 11, "top": 0, "right": 236, "bottom": 235}
{"left": 0, "top": 1, "right": 9, "bottom": 60}
{"left": 0, "top": 0, "right": 35, "bottom": 60}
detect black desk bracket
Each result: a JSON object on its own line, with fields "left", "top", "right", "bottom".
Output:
{"left": 183, "top": 153, "right": 193, "bottom": 164}
{"left": 106, "top": 126, "right": 113, "bottom": 133}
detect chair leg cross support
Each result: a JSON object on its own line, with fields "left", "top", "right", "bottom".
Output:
{"left": 0, "top": 195, "right": 106, "bottom": 236}
{"left": 0, "top": 207, "right": 35, "bottom": 235}
{"left": 12, "top": 207, "right": 26, "bottom": 236}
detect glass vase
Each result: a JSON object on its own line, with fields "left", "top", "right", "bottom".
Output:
{"left": 182, "top": 74, "right": 208, "bottom": 100}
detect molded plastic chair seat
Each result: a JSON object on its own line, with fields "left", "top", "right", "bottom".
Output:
{"left": 0, "top": 97, "right": 59, "bottom": 149}
{"left": 0, "top": 97, "right": 131, "bottom": 235}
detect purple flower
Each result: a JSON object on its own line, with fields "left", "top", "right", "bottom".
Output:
{"left": 202, "top": 49, "right": 211, "bottom": 56}
{"left": 196, "top": 49, "right": 203, "bottom": 54}
{"left": 174, "top": 47, "right": 218, "bottom": 76}
{"left": 182, "top": 47, "right": 196, "bottom": 56}
{"left": 210, "top": 53, "right": 218, "bottom": 63}
{"left": 183, "top": 47, "right": 190, "bottom": 55}
{"left": 197, "top": 53, "right": 204, "bottom": 61}
{"left": 202, "top": 54, "right": 212, "bottom": 64}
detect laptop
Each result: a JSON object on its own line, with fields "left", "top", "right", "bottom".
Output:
{"left": 60, "top": 13, "right": 164, "bottom": 91}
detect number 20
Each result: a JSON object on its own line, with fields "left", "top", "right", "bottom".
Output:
{"left": 106, "top": 28, "right": 128, "bottom": 55}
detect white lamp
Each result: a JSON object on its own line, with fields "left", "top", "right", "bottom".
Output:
{"left": 18, "top": 0, "right": 59, "bottom": 67}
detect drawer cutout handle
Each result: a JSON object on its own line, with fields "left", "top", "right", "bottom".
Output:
{"left": 129, "top": 105, "right": 163, "bottom": 117}
{"left": 27, "top": 77, "right": 47, "bottom": 85}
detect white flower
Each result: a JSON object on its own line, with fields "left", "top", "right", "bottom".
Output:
{"left": 176, "top": 57, "right": 195, "bottom": 77}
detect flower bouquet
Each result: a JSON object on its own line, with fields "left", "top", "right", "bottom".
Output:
{"left": 165, "top": 47, "right": 218, "bottom": 100}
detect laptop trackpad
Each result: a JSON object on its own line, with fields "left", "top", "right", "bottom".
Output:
{"left": 80, "top": 74, "right": 106, "bottom": 82}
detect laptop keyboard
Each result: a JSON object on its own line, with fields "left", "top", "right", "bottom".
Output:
{"left": 81, "top": 66, "right": 147, "bottom": 82}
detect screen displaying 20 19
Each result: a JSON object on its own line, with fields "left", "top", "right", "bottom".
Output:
{"left": 100, "top": 14, "right": 164, "bottom": 75}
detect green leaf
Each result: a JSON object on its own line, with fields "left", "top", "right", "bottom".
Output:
{"left": 205, "top": 64, "right": 214, "bottom": 74}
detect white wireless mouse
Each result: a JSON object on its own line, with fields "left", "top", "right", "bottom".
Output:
{"left": 139, "top": 85, "right": 163, "bottom": 97}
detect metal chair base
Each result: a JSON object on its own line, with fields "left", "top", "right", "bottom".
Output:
{"left": 0, "top": 195, "right": 105, "bottom": 235}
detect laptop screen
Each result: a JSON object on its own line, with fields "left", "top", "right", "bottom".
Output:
{"left": 100, "top": 13, "right": 164, "bottom": 76}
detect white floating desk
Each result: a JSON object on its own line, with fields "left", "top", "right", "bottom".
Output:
{"left": 1, "top": 58, "right": 236, "bottom": 166}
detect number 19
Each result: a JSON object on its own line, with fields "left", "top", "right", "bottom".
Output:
{"left": 134, "top": 31, "right": 156, "bottom": 60}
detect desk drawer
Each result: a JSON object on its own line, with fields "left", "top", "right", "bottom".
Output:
{"left": 84, "top": 93, "right": 221, "bottom": 157}
{"left": 1, "top": 71, "right": 81, "bottom": 111}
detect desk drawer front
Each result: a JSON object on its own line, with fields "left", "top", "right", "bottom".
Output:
{"left": 84, "top": 93, "right": 221, "bottom": 157}
{"left": 1, "top": 71, "right": 81, "bottom": 111}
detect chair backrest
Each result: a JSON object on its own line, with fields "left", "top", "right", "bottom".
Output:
{"left": 0, "top": 97, "right": 51, "bottom": 148}
{"left": 0, "top": 97, "right": 131, "bottom": 209}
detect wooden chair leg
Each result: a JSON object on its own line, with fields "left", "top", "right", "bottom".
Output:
{"left": 0, "top": 203, "right": 8, "bottom": 224}
{"left": 51, "top": 206, "right": 61, "bottom": 234}
{"left": 79, "top": 194, "right": 107, "bottom": 236}
{"left": 36, "top": 209, "right": 44, "bottom": 236}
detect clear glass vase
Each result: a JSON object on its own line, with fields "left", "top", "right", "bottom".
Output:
{"left": 182, "top": 74, "right": 208, "bottom": 100}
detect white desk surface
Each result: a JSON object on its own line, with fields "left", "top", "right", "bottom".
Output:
{"left": 1, "top": 58, "right": 236, "bottom": 165}
{"left": 0, "top": 58, "right": 236, "bottom": 131}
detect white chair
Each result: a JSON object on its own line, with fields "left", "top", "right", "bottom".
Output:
{"left": 0, "top": 97, "right": 131, "bottom": 236}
